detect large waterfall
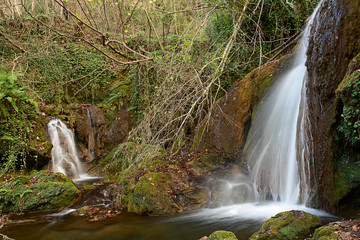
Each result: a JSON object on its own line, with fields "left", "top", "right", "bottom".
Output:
{"left": 48, "top": 119, "right": 87, "bottom": 179}
{"left": 244, "top": 2, "right": 323, "bottom": 205}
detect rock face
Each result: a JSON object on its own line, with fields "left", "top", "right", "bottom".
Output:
{"left": 249, "top": 210, "right": 321, "bottom": 240}
{"left": 0, "top": 170, "right": 80, "bottom": 213}
{"left": 194, "top": 58, "right": 287, "bottom": 156}
{"left": 304, "top": 0, "right": 360, "bottom": 212}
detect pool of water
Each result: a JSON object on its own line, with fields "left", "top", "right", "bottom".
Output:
{"left": 2, "top": 202, "right": 337, "bottom": 240}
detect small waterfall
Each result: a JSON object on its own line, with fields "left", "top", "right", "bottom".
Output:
{"left": 243, "top": 2, "right": 323, "bottom": 204}
{"left": 48, "top": 119, "right": 86, "bottom": 179}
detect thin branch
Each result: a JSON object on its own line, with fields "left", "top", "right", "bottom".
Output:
{"left": 0, "top": 30, "right": 26, "bottom": 52}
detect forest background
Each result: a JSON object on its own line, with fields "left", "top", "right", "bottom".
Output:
{"left": 0, "top": 0, "right": 318, "bottom": 173}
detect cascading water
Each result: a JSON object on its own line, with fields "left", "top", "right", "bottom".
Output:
{"left": 48, "top": 119, "right": 87, "bottom": 179}
{"left": 243, "top": 2, "right": 324, "bottom": 205}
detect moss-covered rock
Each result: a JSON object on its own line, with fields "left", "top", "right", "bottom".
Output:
{"left": 202, "top": 230, "right": 238, "bottom": 240}
{"left": 312, "top": 219, "right": 360, "bottom": 240}
{"left": 127, "top": 172, "right": 180, "bottom": 215}
{"left": 312, "top": 226, "right": 340, "bottom": 240}
{"left": 0, "top": 170, "right": 80, "bottom": 213}
{"left": 193, "top": 57, "right": 288, "bottom": 156}
{"left": 250, "top": 210, "right": 321, "bottom": 240}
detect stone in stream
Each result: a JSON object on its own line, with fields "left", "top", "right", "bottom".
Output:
{"left": 200, "top": 230, "right": 238, "bottom": 240}
{"left": 0, "top": 170, "right": 80, "bottom": 213}
{"left": 249, "top": 210, "right": 321, "bottom": 240}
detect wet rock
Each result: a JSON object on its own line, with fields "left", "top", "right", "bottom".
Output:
{"left": 250, "top": 210, "right": 321, "bottom": 240}
{"left": 127, "top": 172, "right": 181, "bottom": 215}
{"left": 304, "top": 0, "right": 360, "bottom": 212}
{"left": 176, "top": 186, "right": 209, "bottom": 211}
{"left": 0, "top": 170, "right": 80, "bottom": 213}
{"left": 201, "top": 230, "right": 238, "bottom": 240}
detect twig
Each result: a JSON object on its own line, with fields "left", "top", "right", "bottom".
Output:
{"left": 0, "top": 30, "right": 26, "bottom": 52}
{"left": 143, "top": 7, "right": 165, "bottom": 52}
{"left": 0, "top": 232, "right": 15, "bottom": 240}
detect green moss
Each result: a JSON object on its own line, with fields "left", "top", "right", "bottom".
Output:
{"left": 312, "top": 226, "right": 340, "bottom": 240}
{"left": 127, "top": 172, "right": 179, "bottom": 215}
{"left": 250, "top": 211, "right": 321, "bottom": 240}
{"left": 0, "top": 170, "right": 79, "bottom": 213}
{"left": 206, "top": 230, "right": 238, "bottom": 240}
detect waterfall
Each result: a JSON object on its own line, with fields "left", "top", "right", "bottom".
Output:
{"left": 243, "top": 2, "right": 323, "bottom": 204}
{"left": 48, "top": 119, "right": 86, "bottom": 179}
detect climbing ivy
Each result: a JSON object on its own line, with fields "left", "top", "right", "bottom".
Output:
{"left": 0, "top": 69, "right": 39, "bottom": 175}
{"left": 338, "top": 73, "right": 360, "bottom": 145}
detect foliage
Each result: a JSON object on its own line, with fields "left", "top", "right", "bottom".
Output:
{"left": 0, "top": 69, "right": 39, "bottom": 175}
{"left": 338, "top": 73, "right": 360, "bottom": 145}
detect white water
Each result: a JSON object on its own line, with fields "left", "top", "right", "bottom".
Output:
{"left": 242, "top": 2, "right": 323, "bottom": 205}
{"left": 48, "top": 119, "right": 89, "bottom": 180}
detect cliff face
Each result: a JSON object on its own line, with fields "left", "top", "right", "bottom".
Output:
{"left": 304, "top": 0, "right": 360, "bottom": 212}
{"left": 193, "top": 58, "right": 287, "bottom": 157}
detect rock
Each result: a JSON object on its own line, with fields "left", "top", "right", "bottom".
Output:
{"left": 127, "top": 172, "right": 181, "bottom": 215}
{"left": 0, "top": 170, "right": 80, "bottom": 213}
{"left": 193, "top": 57, "right": 287, "bottom": 157}
{"left": 250, "top": 210, "right": 321, "bottom": 240}
{"left": 176, "top": 186, "right": 209, "bottom": 211}
{"left": 312, "top": 226, "right": 340, "bottom": 240}
{"left": 312, "top": 219, "right": 360, "bottom": 240}
{"left": 201, "top": 230, "right": 238, "bottom": 240}
{"left": 303, "top": 0, "right": 360, "bottom": 212}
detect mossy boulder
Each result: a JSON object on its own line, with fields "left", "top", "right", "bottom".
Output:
{"left": 0, "top": 170, "right": 80, "bottom": 213}
{"left": 250, "top": 210, "right": 321, "bottom": 240}
{"left": 127, "top": 172, "right": 181, "bottom": 215}
{"left": 201, "top": 230, "right": 238, "bottom": 240}
{"left": 312, "top": 226, "right": 340, "bottom": 240}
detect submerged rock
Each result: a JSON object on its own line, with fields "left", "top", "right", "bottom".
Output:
{"left": 250, "top": 210, "right": 321, "bottom": 240}
{"left": 0, "top": 170, "right": 80, "bottom": 213}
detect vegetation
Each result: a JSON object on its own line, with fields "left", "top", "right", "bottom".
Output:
{"left": 0, "top": 70, "right": 39, "bottom": 175}
{"left": 0, "top": 0, "right": 318, "bottom": 172}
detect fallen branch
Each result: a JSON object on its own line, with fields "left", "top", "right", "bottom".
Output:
{"left": 0, "top": 30, "right": 26, "bottom": 53}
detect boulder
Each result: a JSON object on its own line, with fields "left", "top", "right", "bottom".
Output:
{"left": 127, "top": 172, "right": 181, "bottom": 215}
{"left": 249, "top": 210, "right": 321, "bottom": 240}
{"left": 201, "top": 230, "right": 238, "bottom": 240}
{"left": 0, "top": 170, "right": 80, "bottom": 213}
